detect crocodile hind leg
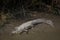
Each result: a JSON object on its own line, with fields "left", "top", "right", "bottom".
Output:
{"left": 19, "top": 29, "right": 29, "bottom": 35}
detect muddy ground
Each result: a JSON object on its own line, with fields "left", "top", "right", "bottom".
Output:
{"left": 0, "top": 12, "right": 60, "bottom": 40}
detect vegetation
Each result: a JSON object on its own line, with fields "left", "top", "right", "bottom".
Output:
{"left": 0, "top": 0, "right": 60, "bottom": 28}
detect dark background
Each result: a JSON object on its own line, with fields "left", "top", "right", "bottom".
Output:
{"left": 0, "top": 0, "right": 60, "bottom": 28}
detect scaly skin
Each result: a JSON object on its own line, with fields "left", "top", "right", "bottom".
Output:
{"left": 11, "top": 18, "right": 54, "bottom": 34}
